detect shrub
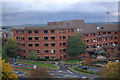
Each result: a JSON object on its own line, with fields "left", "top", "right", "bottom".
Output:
{"left": 88, "top": 70, "right": 95, "bottom": 74}
{"left": 48, "top": 59, "right": 60, "bottom": 61}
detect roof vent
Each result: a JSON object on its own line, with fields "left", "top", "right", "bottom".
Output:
{"left": 101, "top": 26, "right": 104, "bottom": 29}
{"left": 97, "top": 27, "right": 100, "bottom": 29}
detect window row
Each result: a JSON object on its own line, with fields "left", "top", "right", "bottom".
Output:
{"left": 98, "top": 32, "right": 117, "bottom": 35}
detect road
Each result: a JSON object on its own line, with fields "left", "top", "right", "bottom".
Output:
{"left": 11, "top": 59, "right": 99, "bottom": 79}
{"left": 49, "top": 63, "right": 99, "bottom": 79}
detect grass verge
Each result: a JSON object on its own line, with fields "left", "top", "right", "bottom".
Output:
{"left": 22, "top": 61, "right": 59, "bottom": 69}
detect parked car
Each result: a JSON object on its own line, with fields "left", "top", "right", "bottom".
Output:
{"left": 79, "top": 66, "right": 88, "bottom": 70}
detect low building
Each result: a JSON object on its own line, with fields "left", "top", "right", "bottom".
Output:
{"left": 12, "top": 20, "right": 119, "bottom": 60}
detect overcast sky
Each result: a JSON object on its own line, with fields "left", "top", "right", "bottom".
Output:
{"left": 2, "top": 1, "right": 119, "bottom": 26}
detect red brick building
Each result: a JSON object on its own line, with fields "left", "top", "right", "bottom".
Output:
{"left": 13, "top": 20, "right": 119, "bottom": 60}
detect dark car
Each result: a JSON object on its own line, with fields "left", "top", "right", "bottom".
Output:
{"left": 79, "top": 66, "right": 88, "bottom": 70}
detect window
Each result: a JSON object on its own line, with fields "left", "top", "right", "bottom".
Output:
{"left": 35, "top": 37, "right": 39, "bottom": 40}
{"left": 22, "top": 30, "right": 24, "bottom": 34}
{"left": 45, "top": 56, "right": 49, "bottom": 59}
{"left": 63, "top": 42, "right": 66, "bottom": 46}
{"left": 35, "top": 44, "right": 39, "bottom": 47}
{"left": 71, "top": 29, "right": 74, "bottom": 32}
{"left": 93, "top": 33, "right": 95, "bottom": 36}
{"left": 44, "top": 37, "right": 48, "bottom": 40}
{"left": 16, "top": 37, "right": 18, "bottom": 40}
{"left": 103, "top": 32, "right": 106, "bottom": 34}
{"left": 21, "top": 43, "right": 25, "bottom": 46}
{"left": 105, "top": 37, "right": 107, "bottom": 40}
{"left": 60, "top": 43, "right": 62, "bottom": 46}
{"left": 87, "top": 45, "right": 89, "bottom": 48}
{"left": 51, "top": 30, "right": 55, "bottom": 33}
{"left": 51, "top": 50, "right": 55, "bottom": 53}
{"left": 63, "top": 49, "right": 66, "bottom": 52}
{"left": 59, "top": 29, "right": 61, "bottom": 33}
{"left": 91, "top": 33, "right": 92, "bottom": 36}
{"left": 34, "top": 30, "right": 38, "bottom": 33}
{"left": 115, "top": 37, "right": 118, "bottom": 40}
{"left": 111, "top": 42, "right": 113, "bottom": 44}
{"left": 44, "top": 43, "right": 48, "bottom": 46}
{"left": 44, "top": 30, "right": 48, "bottom": 33}
{"left": 100, "top": 44, "right": 102, "bottom": 46}
{"left": 108, "top": 32, "right": 111, "bottom": 34}
{"left": 60, "top": 36, "right": 61, "bottom": 39}
{"left": 115, "top": 42, "right": 118, "bottom": 45}
{"left": 28, "top": 37, "right": 32, "bottom": 40}
{"left": 86, "top": 34, "right": 88, "bottom": 37}
{"left": 87, "top": 40, "right": 89, "bottom": 42}
{"left": 62, "top": 29, "right": 66, "bottom": 33}
{"left": 98, "top": 32, "right": 100, "bottom": 35}
{"left": 111, "top": 37, "right": 113, "bottom": 40}
{"left": 23, "top": 50, "right": 25, "bottom": 53}
{"left": 45, "top": 50, "right": 49, "bottom": 53}
{"left": 63, "top": 55, "right": 66, "bottom": 58}
{"left": 115, "top": 32, "right": 118, "bottom": 34}
{"left": 51, "top": 43, "right": 55, "bottom": 46}
{"left": 63, "top": 36, "right": 66, "bottom": 39}
{"left": 51, "top": 36, "right": 55, "bottom": 40}
{"left": 28, "top": 44, "right": 32, "bottom": 47}
{"left": 105, "top": 43, "right": 107, "bottom": 45}
{"left": 68, "top": 29, "right": 70, "bottom": 32}
{"left": 60, "top": 49, "right": 62, "bottom": 53}
{"left": 36, "top": 50, "right": 40, "bottom": 53}
{"left": 28, "top": 30, "right": 32, "bottom": 34}
{"left": 21, "top": 37, "right": 24, "bottom": 40}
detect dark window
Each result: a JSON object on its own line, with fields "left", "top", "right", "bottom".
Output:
{"left": 87, "top": 40, "right": 89, "bottom": 42}
{"left": 44, "top": 30, "right": 48, "bottom": 33}
{"left": 28, "top": 37, "right": 32, "bottom": 40}
{"left": 68, "top": 29, "right": 70, "bottom": 32}
{"left": 44, "top": 43, "right": 48, "bottom": 46}
{"left": 115, "top": 37, "right": 118, "bottom": 39}
{"left": 93, "top": 33, "right": 95, "bottom": 36}
{"left": 115, "top": 42, "right": 118, "bottom": 45}
{"left": 64, "top": 55, "right": 66, "bottom": 58}
{"left": 63, "top": 36, "right": 66, "bottom": 39}
{"left": 63, "top": 42, "right": 66, "bottom": 46}
{"left": 23, "top": 50, "right": 25, "bottom": 53}
{"left": 111, "top": 37, "right": 113, "bottom": 40}
{"left": 60, "top": 43, "right": 62, "bottom": 46}
{"left": 44, "top": 37, "right": 48, "bottom": 40}
{"left": 106, "top": 43, "right": 107, "bottom": 45}
{"left": 115, "top": 32, "right": 118, "bottom": 34}
{"left": 51, "top": 36, "right": 55, "bottom": 40}
{"left": 105, "top": 37, "right": 107, "bottom": 40}
{"left": 28, "top": 30, "right": 32, "bottom": 34}
{"left": 108, "top": 32, "right": 111, "bottom": 34}
{"left": 99, "top": 38, "right": 102, "bottom": 41}
{"left": 16, "top": 37, "right": 18, "bottom": 40}
{"left": 45, "top": 50, "right": 49, "bottom": 53}
{"left": 100, "top": 44, "right": 102, "bottom": 46}
{"left": 34, "top": 30, "right": 38, "bottom": 33}
{"left": 36, "top": 50, "right": 40, "bottom": 53}
{"left": 71, "top": 29, "right": 74, "bottom": 32}
{"left": 51, "top": 43, "right": 55, "bottom": 46}
{"left": 91, "top": 33, "right": 92, "bottom": 36}
{"left": 63, "top": 49, "right": 66, "bottom": 52}
{"left": 60, "top": 36, "right": 61, "bottom": 39}
{"left": 86, "top": 34, "right": 88, "bottom": 37}
{"left": 45, "top": 56, "right": 49, "bottom": 59}
{"left": 60, "top": 49, "right": 62, "bottom": 53}
{"left": 35, "top": 37, "right": 39, "bottom": 40}
{"left": 22, "top": 30, "right": 24, "bottom": 34}
{"left": 35, "top": 44, "right": 39, "bottom": 47}
{"left": 111, "top": 42, "right": 113, "bottom": 44}
{"left": 62, "top": 29, "right": 66, "bottom": 33}
{"left": 51, "top": 30, "right": 55, "bottom": 33}
{"left": 103, "top": 32, "right": 106, "bottom": 34}
{"left": 51, "top": 50, "right": 56, "bottom": 53}
{"left": 87, "top": 45, "right": 89, "bottom": 48}
{"left": 28, "top": 44, "right": 32, "bottom": 47}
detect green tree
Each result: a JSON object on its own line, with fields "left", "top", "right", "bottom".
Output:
{"left": 29, "top": 50, "right": 39, "bottom": 60}
{"left": 4, "top": 38, "right": 19, "bottom": 57}
{"left": 99, "top": 61, "right": 120, "bottom": 80}
{"left": 2, "top": 48, "right": 8, "bottom": 62}
{"left": 67, "top": 34, "right": 86, "bottom": 57}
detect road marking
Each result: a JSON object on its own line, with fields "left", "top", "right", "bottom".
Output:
{"left": 67, "top": 70, "right": 73, "bottom": 74}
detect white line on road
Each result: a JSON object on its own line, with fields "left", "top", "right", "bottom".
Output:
{"left": 67, "top": 70, "right": 73, "bottom": 74}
